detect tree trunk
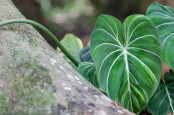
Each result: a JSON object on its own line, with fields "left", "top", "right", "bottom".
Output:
{"left": 0, "top": 0, "right": 133, "bottom": 114}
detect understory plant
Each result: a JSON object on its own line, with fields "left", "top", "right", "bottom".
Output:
{"left": 0, "top": 2, "right": 174, "bottom": 115}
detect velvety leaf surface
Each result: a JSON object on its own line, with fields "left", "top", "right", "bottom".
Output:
{"left": 90, "top": 14, "right": 162, "bottom": 113}
{"left": 146, "top": 2, "right": 174, "bottom": 71}
{"left": 77, "top": 62, "right": 99, "bottom": 88}
{"left": 147, "top": 73, "right": 174, "bottom": 115}
{"left": 80, "top": 46, "right": 93, "bottom": 62}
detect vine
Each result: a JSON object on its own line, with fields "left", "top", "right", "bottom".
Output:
{"left": 0, "top": 19, "right": 79, "bottom": 66}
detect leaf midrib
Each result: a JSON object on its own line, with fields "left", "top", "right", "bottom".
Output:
{"left": 165, "top": 86, "right": 174, "bottom": 114}
{"left": 103, "top": 15, "right": 157, "bottom": 111}
{"left": 123, "top": 49, "right": 133, "bottom": 111}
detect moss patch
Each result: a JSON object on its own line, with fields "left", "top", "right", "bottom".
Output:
{"left": 0, "top": 52, "right": 57, "bottom": 114}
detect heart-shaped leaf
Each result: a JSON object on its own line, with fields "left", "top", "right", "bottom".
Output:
{"left": 77, "top": 62, "right": 99, "bottom": 88}
{"left": 146, "top": 2, "right": 174, "bottom": 71}
{"left": 59, "top": 33, "right": 83, "bottom": 61}
{"left": 80, "top": 46, "right": 93, "bottom": 62}
{"left": 57, "top": 33, "right": 83, "bottom": 69}
{"left": 147, "top": 73, "right": 174, "bottom": 115}
{"left": 90, "top": 14, "right": 162, "bottom": 113}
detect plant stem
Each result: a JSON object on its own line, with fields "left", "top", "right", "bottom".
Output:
{"left": 0, "top": 19, "right": 79, "bottom": 66}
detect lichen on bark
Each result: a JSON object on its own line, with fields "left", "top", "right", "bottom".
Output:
{"left": 0, "top": 47, "right": 57, "bottom": 114}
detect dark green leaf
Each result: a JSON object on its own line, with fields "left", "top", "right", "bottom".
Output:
{"left": 90, "top": 14, "right": 162, "bottom": 113}
{"left": 147, "top": 73, "right": 174, "bottom": 115}
{"left": 146, "top": 2, "right": 174, "bottom": 71}
{"left": 80, "top": 46, "right": 93, "bottom": 62}
{"left": 77, "top": 62, "right": 99, "bottom": 88}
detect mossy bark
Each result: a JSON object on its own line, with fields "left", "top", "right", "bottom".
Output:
{"left": 0, "top": 0, "right": 133, "bottom": 114}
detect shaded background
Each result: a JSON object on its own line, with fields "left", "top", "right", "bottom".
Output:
{"left": 12, "top": 0, "right": 174, "bottom": 48}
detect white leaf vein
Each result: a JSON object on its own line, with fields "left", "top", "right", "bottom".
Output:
{"left": 149, "top": 12, "right": 174, "bottom": 19}
{"left": 99, "top": 49, "right": 122, "bottom": 74}
{"left": 129, "top": 72, "right": 148, "bottom": 101}
{"left": 156, "top": 22, "right": 174, "bottom": 28}
{"left": 127, "top": 52, "right": 158, "bottom": 84}
{"left": 92, "top": 43, "right": 121, "bottom": 54}
{"left": 106, "top": 53, "right": 123, "bottom": 94}
{"left": 161, "top": 33, "right": 174, "bottom": 46}
{"left": 127, "top": 35, "right": 156, "bottom": 46}
{"left": 97, "top": 28, "right": 118, "bottom": 43}
{"left": 102, "top": 18, "right": 122, "bottom": 47}
{"left": 127, "top": 47, "right": 161, "bottom": 59}
{"left": 86, "top": 65, "right": 95, "bottom": 78}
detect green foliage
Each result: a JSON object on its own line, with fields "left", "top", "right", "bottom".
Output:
{"left": 60, "top": 33, "right": 83, "bottom": 61}
{"left": 146, "top": 4, "right": 174, "bottom": 114}
{"left": 56, "top": 33, "right": 99, "bottom": 90}
{"left": 57, "top": 33, "right": 83, "bottom": 69}
{"left": 2, "top": 1, "right": 174, "bottom": 114}
{"left": 41, "top": 2, "right": 174, "bottom": 114}
{"left": 147, "top": 73, "right": 174, "bottom": 115}
{"left": 146, "top": 2, "right": 174, "bottom": 71}
{"left": 77, "top": 62, "right": 99, "bottom": 88}
{"left": 57, "top": 34, "right": 99, "bottom": 89}
{"left": 80, "top": 46, "right": 93, "bottom": 62}
{"left": 90, "top": 14, "right": 162, "bottom": 114}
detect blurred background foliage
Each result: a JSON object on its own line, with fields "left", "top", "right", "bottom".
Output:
{"left": 12, "top": 0, "right": 174, "bottom": 48}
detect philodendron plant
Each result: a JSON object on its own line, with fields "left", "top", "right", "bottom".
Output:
{"left": 79, "top": 2, "right": 174, "bottom": 114}
{"left": 90, "top": 14, "right": 162, "bottom": 114}
{"left": 146, "top": 2, "right": 174, "bottom": 115}
{"left": 0, "top": 2, "right": 174, "bottom": 115}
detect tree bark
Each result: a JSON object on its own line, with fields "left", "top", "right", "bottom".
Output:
{"left": 0, "top": 0, "right": 133, "bottom": 114}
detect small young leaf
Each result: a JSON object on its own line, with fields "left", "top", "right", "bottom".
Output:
{"left": 147, "top": 73, "right": 174, "bottom": 115}
{"left": 146, "top": 2, "right": 174, "bottom": 71}
{"left": 59, "top": 33, "right": 83, "bottom": 61}
{"left": 57, "top": 33, "right": 83, "bottom": 68}
{"left": 80, "top": 46, "right": 93, "bottom": 62}
{"left": 90, "top": 14, "right": 162, "bottom": 114}
{"left": 77, "top": 62, "right": 99, "bottom": 88}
